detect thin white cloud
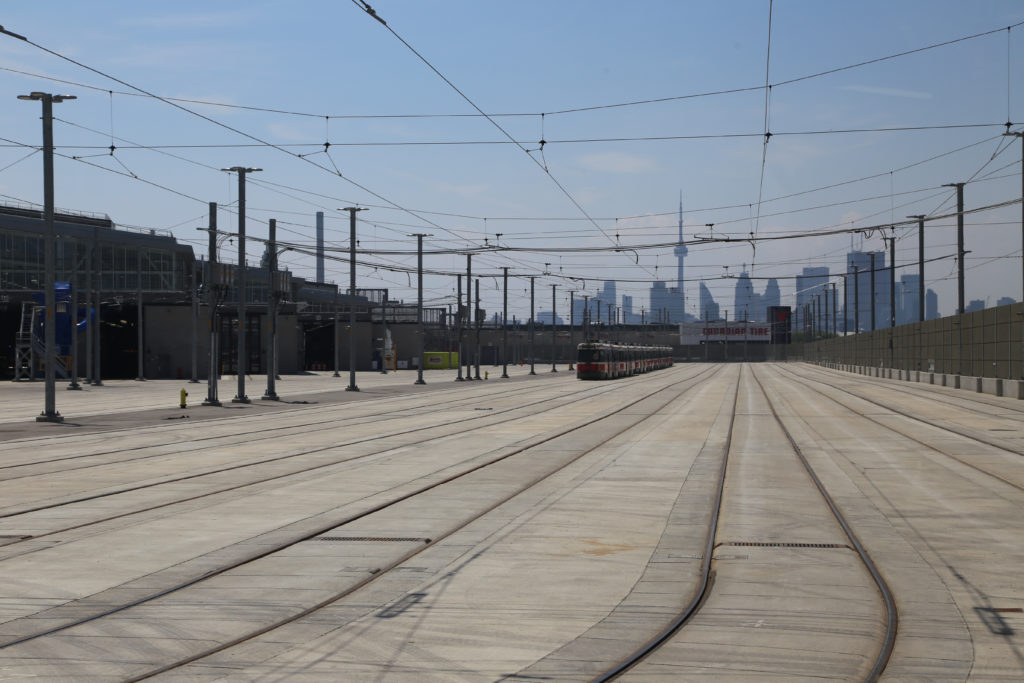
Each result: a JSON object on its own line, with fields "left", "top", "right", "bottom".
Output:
{"left": 840, "top": 85, "right": 932, "bottom": 100}
{"left": 577, "top": 151, "right": 659, "bottom": 174}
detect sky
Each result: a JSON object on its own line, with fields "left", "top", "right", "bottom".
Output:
{"left": 1, "top": 0, "right": 1023, "bottom": 322}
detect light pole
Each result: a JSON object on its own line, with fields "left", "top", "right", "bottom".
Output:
{"left": 943, "top": 182, "right": 966, "bottom": 375}
{"left": 222, "top": 166, "right": 261, "bottom": 404}
{"left": 340, "top": 207, "right": 366, "bottom": 391}
{"left": 19, "top": 91, "right": 75, "bottom": 423}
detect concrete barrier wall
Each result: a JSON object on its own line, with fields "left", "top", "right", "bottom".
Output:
{"left": 807, "top": 361, "right": 1023, "bottom": 400}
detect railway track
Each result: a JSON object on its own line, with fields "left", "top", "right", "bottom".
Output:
{"left": 589, "top": 364, "right": 896, "bottom": 681}
{"left": 0, "top": 375, "right": 655, "bottom": 534}
{"left": 775, "top": 364, "right": 1024, "bottom": 493}
{"left": 0, "top": 365, "right": 724, "bottom": 680}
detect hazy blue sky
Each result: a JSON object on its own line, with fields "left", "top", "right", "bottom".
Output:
{"left": 2, "top": 1, "right": 1023, "bottom": 320}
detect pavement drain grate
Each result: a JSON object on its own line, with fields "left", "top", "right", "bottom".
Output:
{"left": 315, "top": 536, "right": 431, "bottom": 543}
{"left": 720, "top": 541, "right": 850, "bottom": 549}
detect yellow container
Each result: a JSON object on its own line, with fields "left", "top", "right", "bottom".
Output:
{"left": 423, "top": 352, "right": 457, "bottom": 369}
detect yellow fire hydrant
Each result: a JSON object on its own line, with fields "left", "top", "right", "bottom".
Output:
{"left": 484, "top": 371, "right": 489, "bottom": 380}
{"left": 179, "top": 388, "right": 188, "bottom": 409}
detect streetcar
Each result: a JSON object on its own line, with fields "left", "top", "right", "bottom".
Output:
{"left": 576, "top": 342, "right": 674, "bottom": 380}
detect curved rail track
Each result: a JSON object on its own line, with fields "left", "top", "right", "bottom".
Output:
{"left": 593, "top": 363, "right": 897, "bottom": 681}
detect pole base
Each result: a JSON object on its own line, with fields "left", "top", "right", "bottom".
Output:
{"left": 414, "top": 379, "right": 426, "bottom": 385}
{"left": 136, "top": 377, "right": 146, "bottom": 382}
{"left": 232, "top": 396, "right": 251, "bottom": 404}
{"left": 332, "top": 372, "right": 340, "bottom": 378}
{"left": 345, "top": 385, "right": 360, "bottom": 392}
{"left": 189, "top": 379, "right": 200, "bottom": 384}
{"left": 67, "top": 383, "right": 82, "bottom": 390}
{"left": 455, "top": 377, "right": 465, "bottom": 382}
{"left": 261, "top": 393, "right": 280, "bottom": 401}
{"left": 501, "top": 373, "right": 509, "bottom": 378}
{"left": 202, "top": 398, "right": 221, "bottom": 406}
{"left": 36, "top": 412, "right": 64, "bottom": 423}
{"left": 91, "top": 380, "right": 104, "bottom": 386}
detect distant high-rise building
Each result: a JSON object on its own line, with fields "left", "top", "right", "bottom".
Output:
{"left": 997, "top": 296, "right": 1016, "bottom": 307}
{"left": 965, "top": 299, "right": 985, "bottom": 313}
{"left": 649, "top": 280, "right": 672, "bottom": 322}
{"left": 536, "top": 311, "right": 564, "bottom": 325}
{"left": 926, "top": 288, "right": 939, "bottom": 320}
{"left": 699, "top": 281, "right": 720, "bottom": 321}
{"left": 734, "top": 271, "right": 754, "bottom": 321}
{"left": 762, "top": 278, "right": 780, "bottom": 321}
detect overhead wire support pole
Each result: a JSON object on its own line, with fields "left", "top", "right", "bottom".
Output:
{"left": 501, "top": 267, "right": 509, "bottom": 378}
{"left": 853, "top": 265, "right": 860, "bottom": 334}
{"left": 410, "top": 233, "right": 430, "bottom": 385}
{"left": 529, "top": 277, "right": 536, "bottom": 375}
{"left": 551, "top": 284, "right": 558, "bottom": 372}
{"left": 455, "top": 274, "right": 464, "bottom": 381}
{"left": 203, "top": 203, "right": 221, "bottom": 406}
{"left": 943, "top": 182, "right": 966, "bottom": 376}
{"left": 223, "top": 166, "right": 261, "bottom": 404}
{"left": 568, "top": 290, "right": 575, "bottom": 370}
{"left": 466, "top": 254, "right": 474, "bottom": 380}
{"left": 1004, "top": 131, "right": 1024, "bottom": 379}
{"left": 136, "top": 248, "right": 145, "bottom": 381}
{"left": 263, "top": 218, "right": 280, "bottom": 400}
{"left": 870, "top": 253, "right": 877, "bottom": 333}
{"left": 340, "top": 206, "right": 367, "bottom": 391}
{"left": 67, "top": 252, "right": 80, "bottom": 390}
{"left": 19, "top": 91, "right": 74, "bottom": 423}
{"left": 190, "top": 260, "right": 199, "bottom": 383}
{"left": 474, "top": 278, "right": 482, "bottom": 379}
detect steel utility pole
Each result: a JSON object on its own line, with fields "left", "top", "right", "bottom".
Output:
{"left": 19, "top": 91, "right": 75, "bottom": 422}
{"left": 455, "top": 275, "right": 464, "bottom": 381}
{"left": 190, "top": 260, "right": 199, "bottom": 384}
{"left": 465, "top": 254, "right": 474, "bottom": 380}
{"left": 824, "top": 285, "right": 829, "bottom": 338}
{"left": 222, "top": 166, "right": 261, "bottom": 403}
{"left": 474, "top": 278, "right": 482, "bottom": 380}
{"left": 263, "top": 219, "right": 280, "bottom": 400}
{"left": 832, "top": 283, "right": 837, "bottom": 336}
{"left": 203, "top": 204, "right": 221, "bottom": 405}
{"left": 909, "top": 215, "right": 926, "bottom": 323}
{"left": 340, "top": 207, "right": 366, "bottom": 391}
{"left": 870, "top": 252, "right": 877, "bottom": 332}
{"left": 943, "top": 182, "right": 966, "bottom": 376}
{"left": 136, "top": 248, "right": 145, "bottom": 381}
{"left": 568, "top": 291, "right": 575, "bottom": 370}
{"left": 67, "top": 255, "right": 80, "bottom": 390}
{"left": 853, "top": 265, "right": 860, "bottom": 333}
{"left": 843, "top": 271, "right": 848, "bottom": 335}
{"left": 551, "top": 284, "right": 558, "bottom": 372}
{"left": 501, "top": 267, "right": 509, "bottom": 378}
{"left": 92, "top": 225, "right": 103, "bottom": 386}
{"left": 583, "top": 294, "right": 590, "bottom": 341}
{"left": 410, "top": 233, "right": 430, "bottom": 385}
{"left": 529, "top": 277, "right": 536, "bottom": 375}
{"left": 1004, "top": 131, "right": 1023, "bottom": 304}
